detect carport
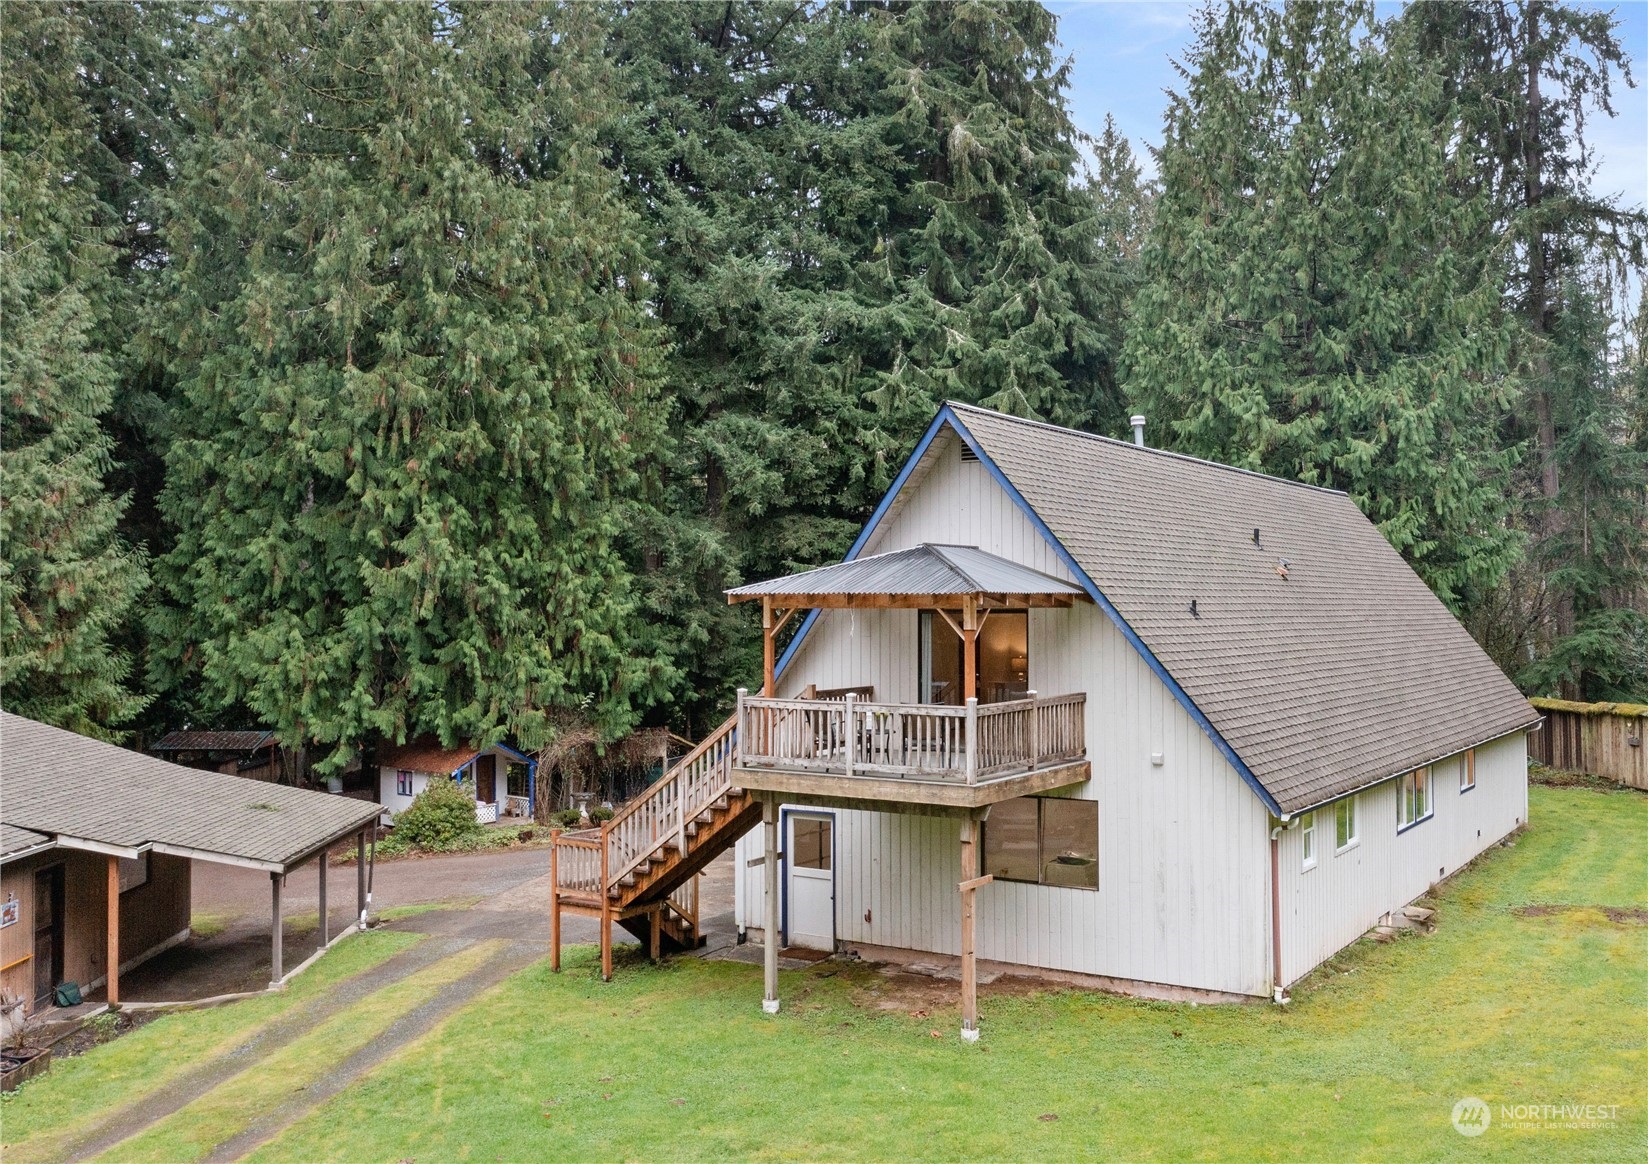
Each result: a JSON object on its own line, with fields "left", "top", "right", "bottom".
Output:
{"left": 1, "top": 713, "right": 382, "bottom": 1008}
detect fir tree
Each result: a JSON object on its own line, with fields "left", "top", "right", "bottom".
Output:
{"left": 1406, "top": 0, "right": 1647, "bottom": 688}
{"left": 154, "top": 2, "right": 669, "bottom": 767}
{"left": 607, "top": 1, "right": 1125, "bottom": 725}
{"left": 0, "top": 1, "right": 151, "bottom": 737}
{"left": 1124, "top": 1, "right": 1521, "bottom": 606}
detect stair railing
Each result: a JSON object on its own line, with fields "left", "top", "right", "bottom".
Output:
{"left": 601, "top": 712, "right": 740, "bottom": 893}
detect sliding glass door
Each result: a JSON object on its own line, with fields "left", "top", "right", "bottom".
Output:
{"left": 918, "top": 610, "right": 1029, "bottom": 705}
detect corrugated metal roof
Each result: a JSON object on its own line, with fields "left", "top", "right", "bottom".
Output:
{"left": 943, "top": 403, "right": 1538, "bottom": 813}
{"left": 150, "top": 730, "right": 274, "bottom": 753}
{"left": 1, "top": 822, "right": 53, "bottom": 860}
{"left": 726, "top": 544, "right": 1087, "bottom": 601}
{"left": 1, "top": 713, "right": 380, "bottom": 870}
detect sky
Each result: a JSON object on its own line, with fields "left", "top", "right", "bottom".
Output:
{"left": 1047, "top": 0, "right": 1648, "bottom": 212}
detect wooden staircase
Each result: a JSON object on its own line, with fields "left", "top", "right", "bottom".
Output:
{"left": 549, "top": 713, "right": 758, "bottom": 978}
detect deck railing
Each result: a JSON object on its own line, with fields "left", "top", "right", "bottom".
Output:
{"left": 737, "top": 690, "right": 1085, "bottom": 784}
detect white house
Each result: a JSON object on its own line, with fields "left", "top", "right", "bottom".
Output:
{"left": 378, "top": 739, "right": 536, "bottom": 824}
{"left": 724, "top": 402, "right": 1538, "bottom": 1007}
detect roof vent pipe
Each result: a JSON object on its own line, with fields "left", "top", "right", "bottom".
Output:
{"left": 1130, "top": 414, "right": 1147, "bottom": 447}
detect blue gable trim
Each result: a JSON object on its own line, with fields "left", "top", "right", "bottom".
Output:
{"left": 775, "top": 406, "right": 1282, "bottom": 818}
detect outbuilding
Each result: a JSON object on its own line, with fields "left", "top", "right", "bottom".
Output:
{"left": 1, "top": 713, "right": 381, "bottom": 1015}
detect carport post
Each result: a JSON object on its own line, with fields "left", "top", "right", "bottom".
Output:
{"left": 270, "top": 871, "right": 284, "bottom": 986}
{"left": 106, "top": 854, "right": 121, "bottom": 1006}
{"left": 317, "top": 846, "right": 328, "bottom": 949}
{"left": 356, "top": 830, "right": 367, "bottom": 928}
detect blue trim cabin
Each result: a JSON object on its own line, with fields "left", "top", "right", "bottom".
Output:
{"left": 551, "top": 402, "right": 1538, "bottom": 1036}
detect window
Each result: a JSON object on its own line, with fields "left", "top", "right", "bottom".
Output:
{"left": 1335, "top": 797, "right": 1359, "bottom": 853}
{"left": 396, "top": 769, "right": 414, "bottom": 797}
{"left": 982, "top": 796, "right": 1097, "bottom": 889}
{"left": 918, "top": 609, "right": 1030, "bottom": 705}
{"left": 1398, "top": 767, "right": 1433, "bottom": 831}
{"left": 790, "top": 817, "right": 832, "bottom": 870}
{"left": 506, "top": 762, "right": 530, "bottom": 799}
{"left": 118, "top": 852, "right": 149, "bottom": 894}
{"left": 1300, "top": 812, "right": 1317, "bottom": 870}
{"left": 1460, "top": 750, "right": 1476, "bottom": 793}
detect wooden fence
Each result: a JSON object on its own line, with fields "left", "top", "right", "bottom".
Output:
{"left": 1528, "top": 697, "right": 1647, "bottom": 791}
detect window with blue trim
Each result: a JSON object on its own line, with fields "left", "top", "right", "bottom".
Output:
{"left": 396, "top": 769, "right": 413, "bottom": 797}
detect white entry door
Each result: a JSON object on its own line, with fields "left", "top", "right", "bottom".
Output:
{"left": 785, "top": 812, "right": 835, "bottom": 951}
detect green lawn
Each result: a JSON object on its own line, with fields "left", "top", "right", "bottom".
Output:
{"left": 0, "top": 929, "right": 422, "bottom": 1164}
{"left": 6, "top": 786, "right": 1645, "bottom": 1162}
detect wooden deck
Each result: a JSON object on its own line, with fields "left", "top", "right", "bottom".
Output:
{"left": 734, "top": 691, "right": 1088, "bottom": 809}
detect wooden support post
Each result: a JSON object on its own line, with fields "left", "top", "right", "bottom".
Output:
{"left": 959, "top": 818, "right": 980, "bottom": 1042}
{"left": 650, "top": 906, "right": 662, "bottom": 962}
{"left": 762, "top": 798, "right": 780, "bottom": 1014}
{"left": 1028, "top": 689, "right": 1039, "bottom": 770}
{"left": 599, "top": 821, "right": 613, "bottom": 982}
{"left": 762, "top": 597, "right": 777, "bottom": 696}
{"left": 844, "top": 692, "right": 857, "bottom": 779}
{"left": 106, "top": 854, "right": 120, "bottom": 1006}
{"left": 549, "top": 829, "right": 562, "bottom": 972}
{"left": 270, "top": 871, "right": 284, "bottom": 987}
{"left": 965, "top": 697, "right": 978, "bottom": 785}
{"left": 317, "top": 846, "right": 329, "bottom": 950}
{"left": 357, "top": 830, "right": 367, "bottom": 928}
{"left": 962, "top": 595, "right": 979, "bottom": 704}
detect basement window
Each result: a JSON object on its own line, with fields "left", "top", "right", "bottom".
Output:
{"left": 1334, "top": 797, "right": 1359, "bottom": 854}
{"left": 1460, "top": 750, "right": 1476, "bottom": 793}
{"left": 982, "top": 796, "right": 1097, "bottom": 890}
{"left": 1300, "top": 812, "right": 1317, "bottom": 871}
{"left": 1397, "top": 767, "right": 1433, "bottom": 832}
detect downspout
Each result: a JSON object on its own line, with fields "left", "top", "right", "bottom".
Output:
{"left": 1270, "top": 817, "right": 1290, "bottom": 1005}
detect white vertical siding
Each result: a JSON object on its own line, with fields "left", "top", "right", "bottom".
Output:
{"left": 740, "top": 435, "right": 1274, "bottom": 996}
{"left": 1274, "top": 730, "right": 1530, "bottom": 986}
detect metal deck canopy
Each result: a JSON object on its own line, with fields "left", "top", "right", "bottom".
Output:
{"left": 727, "top": 544, "right": 1090, "bottom": 1040}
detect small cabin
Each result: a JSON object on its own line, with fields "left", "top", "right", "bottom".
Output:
{"left": 377, "top": 740, "right": 537, "bottom": 824}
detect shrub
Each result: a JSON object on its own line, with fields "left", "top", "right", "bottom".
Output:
{"left": 589, "top": 806, "right": 614, "bottom": 823}
{"left": 553, "top": 808, "right": 584, "bottom": 829}
{"left": 394, "top": 778, "right": 482, "bottom": 849}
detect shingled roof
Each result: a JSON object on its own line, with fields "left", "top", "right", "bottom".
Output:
{"left": 1, "top": 713, "right": 379, "bottom": 871}
{"left": 927, "top": 404, "right": 1536, "bottom": 814}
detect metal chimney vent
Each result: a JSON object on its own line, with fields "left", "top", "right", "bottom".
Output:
{"left": 1130, "top": 414, "right": 1147, "bottom": 447}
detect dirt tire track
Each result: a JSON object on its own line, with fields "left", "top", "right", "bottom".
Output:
{"left": 60, "top": 935, "right": 473, "bottom": 1164}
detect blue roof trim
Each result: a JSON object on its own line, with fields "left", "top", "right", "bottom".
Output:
{"left": 773, "top": 408, "right": 954, "bottom": 680}
{"left": 777, "top": 405, "right": 1283, "bottom": 818}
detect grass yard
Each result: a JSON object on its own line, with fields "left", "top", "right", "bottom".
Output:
{"left": 0, "top": 929, "right": 422, "bottom": 1164}
{"left": 4, "top": 786, "right": 1643, "bottom": 1162}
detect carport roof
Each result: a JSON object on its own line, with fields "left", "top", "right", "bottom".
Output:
{"left": 1, "top": 712, "right": 379, "bottom": 872}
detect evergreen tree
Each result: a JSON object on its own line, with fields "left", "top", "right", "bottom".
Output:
{"left": 154, "top": 2, "right": 669, "bottom": 767}
{"left": 1, "top": 2, "right": 151, "bottom": 737}
{"left": 608, "top": 1, "right": 1125, "bottom": 725}
{"left": 1406, "top": 0, "right": 1647, "bottom": 689}
{"left": 1125, "top": 1, "right": 1521, "bottom": 606}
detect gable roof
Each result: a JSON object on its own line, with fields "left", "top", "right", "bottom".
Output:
{"left": 781, "top": 404, "right": 1537, "bottom": 816}
{"left": 1, "top": 713, "right": 380, "bottom": 871}
{"left": 948, "top": 404, "right": 1538, "bottom": 812}
{"left": 727, "top": 543, "right": 1088, "bottom": 606}
{"left": 151, "top": 730, "right": 274, "bottom": 753}
{"left": 379, "top": 738, "right": 532, "bottom": 777}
